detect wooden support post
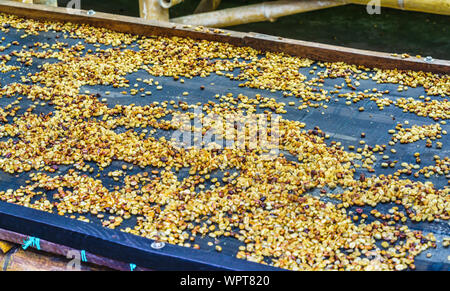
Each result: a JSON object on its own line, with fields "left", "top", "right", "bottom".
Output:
{"left": 139, "top": 0, "right": 169, "bottom": 21}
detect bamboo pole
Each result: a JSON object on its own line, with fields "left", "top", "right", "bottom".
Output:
{"left": 0, "top": 240, "right": 14, "bottom": 253}
{"left": 171, "top": 0, "right": 347, "bottom": 27}
{"left": 11, "top": 1, "right": 57, "bottom": 7}
{"left": 349, "top": 0, "right": 450, "bottom": 16}
{"left": 171, "top": 0, "right": 449, "bottom": 28}
{"left": 139, "top": 0, "right": 169, "bottom": 21}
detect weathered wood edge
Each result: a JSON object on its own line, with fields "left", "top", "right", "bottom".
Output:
{"left": 0, "top": 227, "right": 149, "bottom": 271}
{"left": 0, "top": 0, "right": 449, "bottom": 74}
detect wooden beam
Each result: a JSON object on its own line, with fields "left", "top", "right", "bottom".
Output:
{"left": 0, "top": 240, "right": 14, "bottom": 253}
{"left": 139, "top": 0, "right": 169, "bottom": 21}
{"left": 174, "top": 0, "right": 450, "bottom": 27}
{"left": 11, "top": 0, "right": 33, "bottom": 3}
{"left": 12, "top": 0, "right": 57, "bottom": 6}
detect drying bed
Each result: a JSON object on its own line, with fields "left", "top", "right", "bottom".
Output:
{"left": 0, "top": 4, "right": 449, "bottom": 271}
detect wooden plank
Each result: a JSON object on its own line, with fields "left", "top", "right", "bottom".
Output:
{"left": 0, "top": 1, "right": 448, "bottom": 74}
{"left": 0, "top": 228, "right": 148, "bottom": 271}
{"left": 194, "top": 0, "right": 222, "bottom": 14}
{"left": 172, "top": 0, "right": 347, "bottom": 27}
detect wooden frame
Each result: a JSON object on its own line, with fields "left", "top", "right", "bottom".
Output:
{"left": 0, "top": 1, "right": 448, "bottom": 74}
{"left": 171, "top": 0, "right": 348, "bottom": 27}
